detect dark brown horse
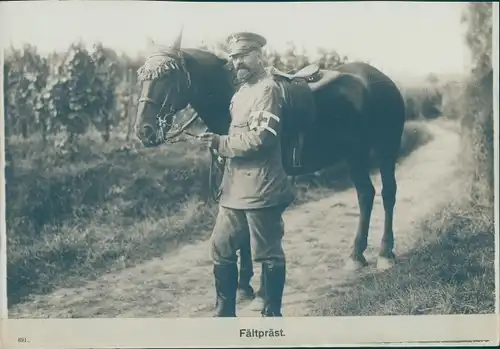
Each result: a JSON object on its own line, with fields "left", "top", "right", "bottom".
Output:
{"left": 134, "top": 34, "right": 406, "bottom": 282}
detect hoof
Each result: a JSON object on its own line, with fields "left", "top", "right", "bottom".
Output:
{"left": 248, "top": 295, "right": 265, "bottom": 312}
{"left": 236, "top": 286, "right": 255, "bottom": 303}
{"left": 343, "top": 256, "right": 369, "bottom": 272}
{"left": 376, "top": 256, "right": 396, "bottom": 270}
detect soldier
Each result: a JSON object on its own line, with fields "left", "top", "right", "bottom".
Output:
{"left": 197, "top": 32, "right": 295, "bottom": 317}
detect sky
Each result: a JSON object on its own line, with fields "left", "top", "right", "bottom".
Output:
{"left": 1, "top": 1, "right": 472, "bottom": 81}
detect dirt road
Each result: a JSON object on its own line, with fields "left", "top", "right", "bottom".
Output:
{"left": 9, "top": 120, "right": 461, "bottom": 318}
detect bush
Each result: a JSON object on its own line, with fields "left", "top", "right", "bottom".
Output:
{"left": 459, "top": 70, "right": 494, "bottom": 208}
{"left": 401, "top": 83, "right": 443, "bottom": 120}
{"left": 459, "top": 2, "right": 494, "bottom": 208}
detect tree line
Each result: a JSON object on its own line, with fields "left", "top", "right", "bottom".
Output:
{"left": 3, "top": 40, "right": 347, "bottom": 148}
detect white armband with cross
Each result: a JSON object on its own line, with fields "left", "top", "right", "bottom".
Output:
{"left": 248, "top": 110, "right": 280, "bottom": 136}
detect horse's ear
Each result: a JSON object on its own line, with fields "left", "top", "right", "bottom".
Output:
{"left": 172, "top": 26, "right": 183, "bottom": 50}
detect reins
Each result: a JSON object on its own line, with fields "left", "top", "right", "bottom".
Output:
{"left": 162, "top": 112, "right": 224, "bottom": 204}
{"left": 208, "top": 148, "right": 224, "bottom": 203}
{"left": 162, "top": 112, "right": 200, "bottom": 144}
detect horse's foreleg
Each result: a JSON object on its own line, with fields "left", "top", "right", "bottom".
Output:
{"left": 238, "top": 241, "right": 266, "bottom": 311}
{"left": 345, "top": 150, "right": 375, "bottom": 270}
{"left": 237, "top": 239, "right": 255, "bottom": 301}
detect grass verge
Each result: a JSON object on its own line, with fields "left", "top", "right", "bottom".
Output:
{"left": 313, "top": 198, "right": 496, "bottom": 315}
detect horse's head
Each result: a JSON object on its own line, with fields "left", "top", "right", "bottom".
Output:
{"left": 135, "top": 32, "right": 193, "bottom": 147}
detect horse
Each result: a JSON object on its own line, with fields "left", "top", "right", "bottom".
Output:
{"left": 134, "top": 33, "right": 406, "bottom": 279}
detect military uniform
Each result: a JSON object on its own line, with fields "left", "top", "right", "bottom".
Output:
{"left": 208, "top": 32, "right": 294, "bottom": 317}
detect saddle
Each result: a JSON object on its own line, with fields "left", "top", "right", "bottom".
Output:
{"left": 267, "top": 64, "right": 341, "bottom": 174}
{"left": 269, "top": 64, "right": 323, "bottom": 83}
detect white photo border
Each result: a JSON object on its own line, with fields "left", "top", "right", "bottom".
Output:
{"left": 0, "top": 315, "right": 498, "bottom": 348}
{"left": 0, "top": 1, "right": 499, "bottom": 348}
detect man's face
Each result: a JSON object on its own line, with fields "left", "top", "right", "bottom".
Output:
{"left": 230, "top": 50, "right": 261, "bottom": 82}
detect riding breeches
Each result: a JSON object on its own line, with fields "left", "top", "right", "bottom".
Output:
{"left": 210, "top": 205, "right": 287, "bottom": 268}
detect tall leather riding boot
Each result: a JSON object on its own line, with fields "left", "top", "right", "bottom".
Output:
{"left": 213, "top": 264, "right": 238, "bottom": 317}
{"left": 261, "top": 263, "right": 286, "bottom": 317}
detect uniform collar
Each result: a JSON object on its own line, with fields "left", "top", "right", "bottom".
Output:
{"left": 238, "top": 69, "right": 268, "bottom": 88}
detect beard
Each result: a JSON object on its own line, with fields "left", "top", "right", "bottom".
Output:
{"left": 235, "top": 67, "right": 252, "bottom": 83}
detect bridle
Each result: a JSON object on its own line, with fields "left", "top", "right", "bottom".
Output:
{"left": 138, "top": 82, "right": 179, "bottom": 144}
{"left": 137, "top": 51, "right": 199, "bottom": 144}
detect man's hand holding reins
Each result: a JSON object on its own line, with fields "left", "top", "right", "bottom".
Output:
{"left": 197, "top": 132, "right": 220, "bottom": 150}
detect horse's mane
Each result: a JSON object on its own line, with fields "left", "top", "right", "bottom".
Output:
{"left": 136, "top": 45, "right": 229, "bottom": 81}
{"left": 182, "top": 48, "right": 228, "bottom": 67}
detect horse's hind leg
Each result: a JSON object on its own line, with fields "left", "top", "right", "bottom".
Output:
{"left": 376, "top": 152, "right": 398, "bottom": 270}
{"left": 375, "top": 101, "right": 404, "bottom": 270}
{"left": 344, "top": 147, "right": 375, "bottom": 271}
